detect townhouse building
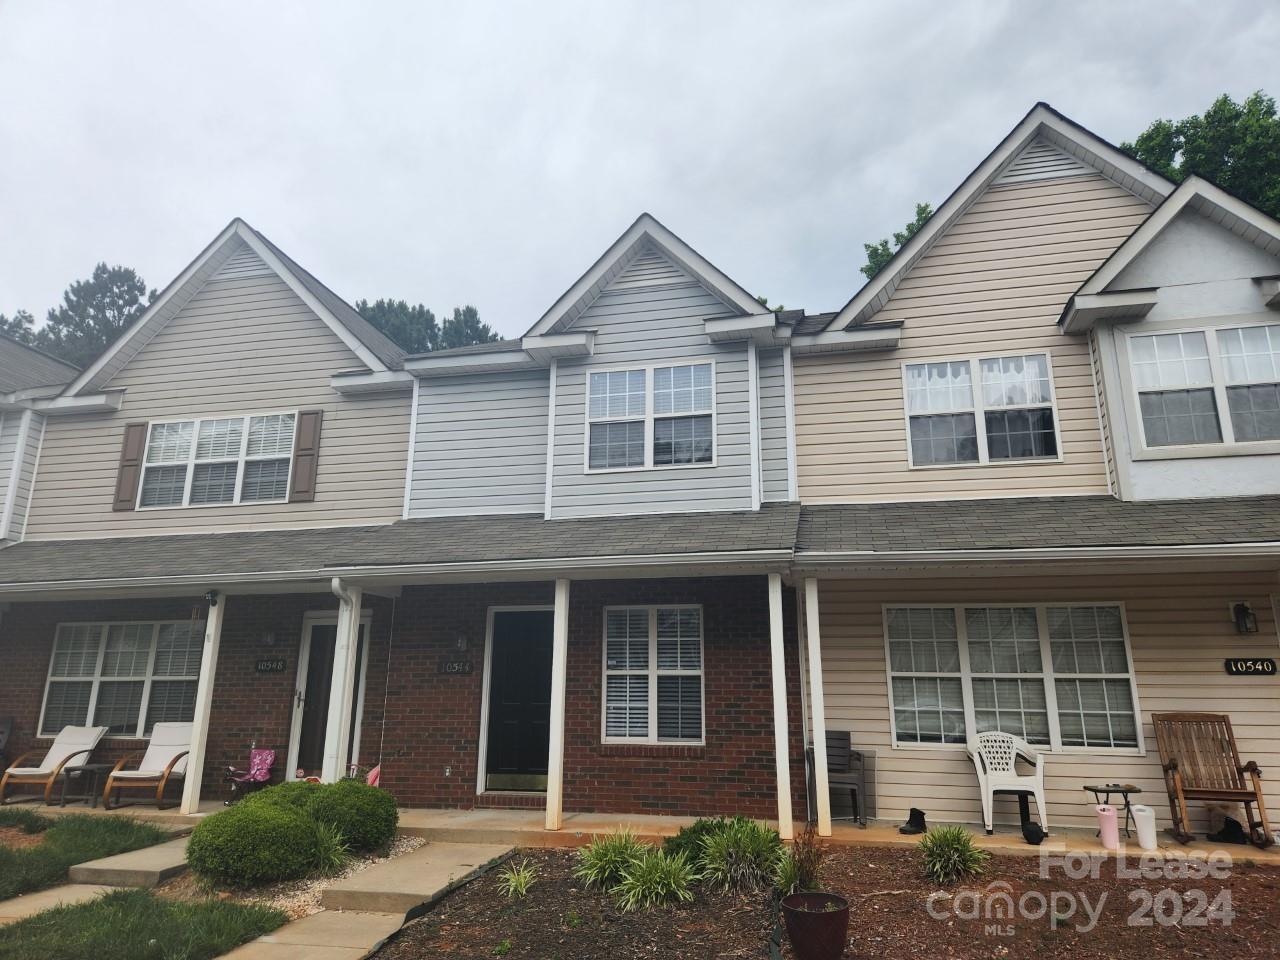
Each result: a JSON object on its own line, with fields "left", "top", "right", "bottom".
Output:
{"left": 0, "top": 102, "right": 1277, "bottom": 842}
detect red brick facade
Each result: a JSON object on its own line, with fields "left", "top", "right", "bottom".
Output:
{"left": 0, "top": 576, "right": 806, "bottom": 820}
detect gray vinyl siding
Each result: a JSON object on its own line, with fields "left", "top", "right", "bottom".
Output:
{"left": 0, "top": 411, "right": 44, "bottom": 542}
{"left": 24, "top": 242, "right": 410, "bottom": 538}
{"left": 10, "top": 413, "right": 44, "bottom": 539}
{"left": 547, "top": 244, "right": 755, "bottom": 518}
{"left": 408, "top": 370, "right": 550, "bottom": 516}
{"left": 758, "top": 348, "right": 790, "bottom": 502}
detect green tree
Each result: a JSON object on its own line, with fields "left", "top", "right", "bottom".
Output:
{"left": 861, "top": 202, "right": 933, "bottom": 280}
{"left": 354, "top": 298, "right": 441, "bottom": 354}
{"left": 0, "top": 310, "right": 36, "bottom": 344}
{"left": 36, "top": 264, "right": 156, "bottom": 368}
{"left": 1122, "top": 91, "right": 1280, "bottom": 219}
{"left": 356, "top": 300, "right": 498, "bottom": 353}
{"left": 439, "top": 305, "right": 498, "bottom": 350}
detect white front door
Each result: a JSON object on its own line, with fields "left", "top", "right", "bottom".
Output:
{"left": 286, "top": 615, "right": 370, "bottom": 780}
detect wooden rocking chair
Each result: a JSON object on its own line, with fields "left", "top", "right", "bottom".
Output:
{"left": 1152, "top": 712, "right": 1274, "bottom": 848}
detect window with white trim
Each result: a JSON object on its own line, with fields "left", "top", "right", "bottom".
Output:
{"left": 1131, "top": 323, "right": 1280, "bottom": 447}
{"left": 139, "top": 412, "right": 296, "bottom": 508}
{"left": 603, "top": 606, "right": 703, "bottom": 743}
{"left": 885, "top": 604, "right": 1139, "bottom": 750}
{"left": 904, "top": 354, "right": 1058, "bottom": 466}
{"left": 587, "top": 363, "right": 714, "bottom": 470}
{"left": 41, "top": 621, "right": 204, "bottom": 737}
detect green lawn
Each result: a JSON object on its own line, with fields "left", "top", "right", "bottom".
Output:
{"left": 0, "top": 888, "right": 286, "bottom": 960}
{"left": 0, "top": 808, "right": 169, "bottom": 900}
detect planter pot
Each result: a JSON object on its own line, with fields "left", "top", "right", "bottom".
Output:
{"left": 780, "top": 892, "right": 850, "bottom": 960}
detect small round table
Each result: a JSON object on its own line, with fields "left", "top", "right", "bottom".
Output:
{"left": 1084, "top": 783, "right": 1142, "bottom": 837}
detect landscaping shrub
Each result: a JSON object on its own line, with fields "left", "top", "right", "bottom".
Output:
{"left": 0, "top": 888, "right": 284, "bottom": 960}
{"left": 311, "top": 820, "right": 352, "bottom": 875}
{"left": 697, "top": 817, "right": 782, "bottom": 892}
{"left": 919, "top": 825, "right": 990, "bottom": 885}
{"left": 613, "top": 848, "right": 697, "bottom": 912}
{"left": 663, "top": 815, "right": 744, "bottom": 861}
{"left": 241, "top": 779, "right": 322, "bottom": 812}
{"left": 573, "top": 828, "right": 647, "bottom": 890}
{"left": 306, "top": 778, "right": 398, "bottom": 853}
{"left": 775, "top": 821, "right": 827, "bottom": 895}
{"left": 0, "top": 814, "right": 167, "bottom": 900}
{"left": 187, "top": 801, "right": 326, "bottom": 887}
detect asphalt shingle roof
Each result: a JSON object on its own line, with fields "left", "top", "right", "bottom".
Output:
{"left": 797, "top": 496, "right": 1280, "bottom": 553}
{"left": 0, "top": 335, "right": 79, "bottom": 393}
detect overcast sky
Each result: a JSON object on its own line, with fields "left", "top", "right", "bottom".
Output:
{"left": 1, "top": 1, "right": 1276, "bottom": 339}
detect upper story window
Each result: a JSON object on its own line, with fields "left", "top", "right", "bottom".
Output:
{"left": 904, "top": 353, "right": 1058, "bottom": 467}
{"left": 1130, "top": 323, "right": 1280, "bottom": 449}
{"left": 587, "top": 362, "right": 714, "bottom": 471}
{"left": 139, "top": 412, "right": 297, "bottom": 509}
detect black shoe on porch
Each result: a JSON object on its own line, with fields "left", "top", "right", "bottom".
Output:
{"left": 899, "top": 808, "right": 928, "bottom": 835}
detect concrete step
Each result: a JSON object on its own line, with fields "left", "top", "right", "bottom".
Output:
{"left": 320, "top": 841, "right": 512, "bottom": 918}
{"left": 220, "top": 910, "right": 404, "bottom": 960}
{"left": 0, "top": 884, "right": 116, "bottom": 926}
{"left": 68, "top": 836, "right": 189, "bottom": 887}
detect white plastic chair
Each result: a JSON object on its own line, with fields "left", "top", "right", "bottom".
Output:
{"left": 1, "top": 724, "right": 108, "bottom": 804}
{"left": 967, "top": 731, "right": 1048, "bottom": 835}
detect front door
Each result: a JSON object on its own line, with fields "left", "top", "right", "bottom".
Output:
{"left": 290, "top": 620, "right": 368, "bottom": 780}
{"left": 485, "top": 610, "right": 554, "bottom": 791}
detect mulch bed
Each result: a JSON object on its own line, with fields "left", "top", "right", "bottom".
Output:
{"left": 377, "top": 845, "right": 1280, "bottom": 959}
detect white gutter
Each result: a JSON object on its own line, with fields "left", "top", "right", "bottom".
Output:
{"left": 796, "top": 542, "right": 1280, "bottom": 566}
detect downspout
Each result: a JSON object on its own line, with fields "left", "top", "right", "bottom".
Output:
{"left": 331, "top": 576, "right": 355, "bottom": 606}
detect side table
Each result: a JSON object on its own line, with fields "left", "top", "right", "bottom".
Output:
{"left": 58, "top": 762, "right": 115, "bottom": 808}
{"left": 1084, "top": 783, "right": 1142, "bottom": 837}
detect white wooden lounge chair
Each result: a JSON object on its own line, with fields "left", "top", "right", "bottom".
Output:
{"left": 103, "top": 722, "right": 192, "bottom": 810}
{"left": 967, "top": 731, "right": 1048, "bottom": 836}
{"left": 0, "top": 724, "right": 108, "bottom": 804}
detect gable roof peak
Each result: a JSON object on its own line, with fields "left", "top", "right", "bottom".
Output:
{"left": 821, "top": 102, "right": 1176, "bottom": 333}
{"left": 523, "top": 212, "right": 765, "bottom": 337}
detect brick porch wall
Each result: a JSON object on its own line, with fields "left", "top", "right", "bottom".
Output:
{"left": 1, "top": 576, "right": 806, "bottom": 820}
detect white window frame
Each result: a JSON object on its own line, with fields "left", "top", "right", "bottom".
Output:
{"left": 1123, "top": 321, "right": 1280, "bottom": 457}
{"left": 900, "top": 351, "right": 1064, "bottom": 469}
{"left": 38, "top": 620, "right": 204, "bottom": 739}
{"left": 882, "top": 602, "right": 1144, "bottom": 755}
{"left": 600, "top": 604, "right": 706, "bottom": 745}
{"left": 583, "top": 360, "right": 718, "bottom": 473}
{"left": 137, "top": 410, "right": 298, "bottom": 510}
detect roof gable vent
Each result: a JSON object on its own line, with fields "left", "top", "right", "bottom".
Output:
{"left": 994, "top": 138, "right": 1093, "bottom": 185}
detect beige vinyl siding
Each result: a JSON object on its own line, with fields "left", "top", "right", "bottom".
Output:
{"left": 795, "top": 174, "right": 1152, "bottom": 502}
{"left": 1088, "top": 329, "right": 1117, "bottom": 495}
{"left": 25, "top": 245, "right": 410, "bottom": 538}
{"left": 814, "top": 569, "right": 1280, "bottom": 832}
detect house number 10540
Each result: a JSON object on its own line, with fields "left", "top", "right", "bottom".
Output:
{"left": 1224, "top": 658, "right": 1276, "bottom": 676}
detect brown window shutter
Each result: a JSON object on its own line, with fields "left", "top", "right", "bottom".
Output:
{"left": 112, "top": 422, "right": 149, "bottom": 511}
{"left": 288, "top": 410, "right": 323, "bottom": 503}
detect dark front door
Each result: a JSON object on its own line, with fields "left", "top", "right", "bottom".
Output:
{"left": 295, "top": 623, "right": 366, "bottom": 778}
{"left": 485, "top": 610, "right": 554, "bottom": 791}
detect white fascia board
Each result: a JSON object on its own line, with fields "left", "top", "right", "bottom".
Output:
{"left": 1079, "top": 177, "right": 1280, "bottom": 298}
{"left": 521, "top": 330, "right": 595, "bottom": 363}
{"left": 525, "top": 213, "right": 764, "bottom": 337}
{"left": 790, "top": 323, "right": 903, "bottom": 355}
{"left": 1059, "top": 289, "right": 1159, "bottom": 334}
{"left": 329, "top": 370, "right": 415, "bottom": 395}
{"left": 704, "top": 313, "right": 782, "bottom": 344}
{"left": 796, "top": 541, "right": 1280, "bottom": 569}
{"left": 30, "top": 391, "right": 125, "bottom": 415}
{"left": 233, "top": 224, "right": 389, "bottom": 374}
{"left": 62, "top": 220, "right": 244, "bottom": 396}
{"left": 404, "top": 349, "right": 538, "bottom": 378}
{"left": 826, "top": 104, "right": 1176, "bottom": 333}
{"left": 0, "top": 385, "right": 66, "bottom": 410}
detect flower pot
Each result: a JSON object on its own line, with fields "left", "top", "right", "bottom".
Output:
{"left": 781, "top": 891, "right": 850, "bottom": 960}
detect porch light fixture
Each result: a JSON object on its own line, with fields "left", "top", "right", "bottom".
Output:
{"left": 262, "top": 630, "right": 277, "bottom": 647}
{"left": 1232, "top": 602, "right": 1259, "bottom": 635}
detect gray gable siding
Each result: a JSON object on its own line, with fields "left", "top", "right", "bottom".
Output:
{"left": 757, "top": 348, "right": 790, "bottom": 502}
{"left": 547, "top": 247, "right": 755, "bottom": 518}
{"left": 408, "top": 369, "right": 550, "bottom": 516}
{"left": 0, "top": 410, "right": 44, "bottom": 542}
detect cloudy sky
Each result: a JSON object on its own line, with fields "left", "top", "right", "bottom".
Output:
{"left": 1, "top": 1, "right": 1275, "bottom": 338}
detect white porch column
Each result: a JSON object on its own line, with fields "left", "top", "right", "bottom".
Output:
{"left": 180, "top": 593, "right": 225, "bottom": 815}
{"left": 545, "top": 578, "right": 571, "bottom": 830}
{"left": 322, "top": 579, "right": 363, "bottom": 783}
{"left": 804, "top": 578, "right": 832, "bottom": 836}
{"left": 767, "top": 573, "right": 794, "bottom": 840}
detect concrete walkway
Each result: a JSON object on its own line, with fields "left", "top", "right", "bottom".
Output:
{"left": 0, "top": 883, "right": 116, "bottom": 926}
{"left": 224, "top": 841, "right": 513, "bottom": 959}
{"left": 69, "top": 836, "right": 190, "bottom": 887}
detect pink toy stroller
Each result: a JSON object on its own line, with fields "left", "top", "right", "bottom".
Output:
{"left": 223, "top": 746, "right": 276, "bottom": 804}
